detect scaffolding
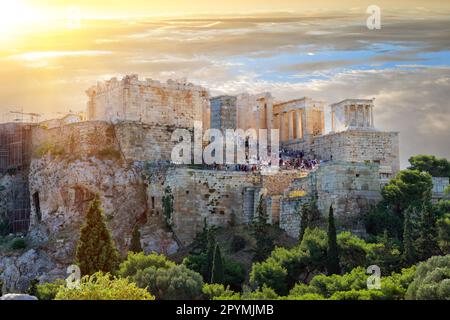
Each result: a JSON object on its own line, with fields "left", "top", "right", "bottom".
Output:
{"left": 0, "top": 123, "right": 32, "bottom": 233}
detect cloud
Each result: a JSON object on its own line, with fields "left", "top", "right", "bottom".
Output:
{"left": 0, "top": 11, "right": 449, "bottom": 166}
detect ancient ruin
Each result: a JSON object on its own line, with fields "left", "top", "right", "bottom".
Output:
{"left": 0, "top": 74, "right": 447, "bottom": 292}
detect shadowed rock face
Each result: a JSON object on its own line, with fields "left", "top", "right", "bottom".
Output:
{"left": 27, "top": 155, "right": 178, "bottom": 260}
{"left": 0, "top": 249, "right": 58, "bottom": 293}
{"left": 0, "top": 154, "right": 178, "bottom": 293}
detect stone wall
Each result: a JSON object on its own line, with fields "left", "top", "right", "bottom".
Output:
{"left": 280, "top": 161, "right": 382, "bottom": 238}
{"left": 284, "top": 130, "right": 399, "bottom": 176}
{"left": 146, "top": 167, "right": 261, "bottom": 245}
{"left": 31, "top": 121, "right": 117, "bottom": 160}
{"left": 210, "top": 96, "right": 237, "bottom": 131}
{"left": 432, "top": 176, "right": 449, "bottom": 202}
{"left": 115, "top": 121, "right": 189, "bottom": 163}
{"left": 31, "top": 120, "right": 190, "bottom": 164}
{"left": 86, "top": 75, "right": 210, "bottom": 129}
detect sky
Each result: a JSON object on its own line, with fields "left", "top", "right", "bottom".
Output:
{"left": 0, "top": 0, "right": 449, "bottom": 168}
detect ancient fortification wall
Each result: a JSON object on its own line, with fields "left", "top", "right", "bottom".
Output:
{"left": 280, "top": 161, "right": 382, "bottom": 238}
{"left": 86, "top": 75, "right": 210, "bottom": 129}
{"left": 146, "top": 167, "right": 260, "bottom": 245}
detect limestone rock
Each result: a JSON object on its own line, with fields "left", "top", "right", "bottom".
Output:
{"left": 0, "top": 293, "right": 38, "bottom": 300}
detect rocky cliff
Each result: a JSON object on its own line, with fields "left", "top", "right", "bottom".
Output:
{"left": 0, "top": 154, "right": 178, "bottom": 293}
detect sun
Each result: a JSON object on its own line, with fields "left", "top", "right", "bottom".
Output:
{"left": 0, "top": 0, "right": 37, "bottom": 38}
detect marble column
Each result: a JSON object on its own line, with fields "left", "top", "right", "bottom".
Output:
{"left": 370, "top": 107, "right": 374, "bottom": 127}
{"left": 295, "top": 110, "right": 302, "bottom": 140}
{"left": 288, "top": 111, "right": 294, "bottom": 140}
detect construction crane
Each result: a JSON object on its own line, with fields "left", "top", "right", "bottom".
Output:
{"left": 9, "top": 111, "right": 41, "bottom": 123}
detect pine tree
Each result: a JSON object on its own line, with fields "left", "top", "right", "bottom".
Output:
{"left": 129, "top": 225, "right": 143, "bottom": 253}
{"left": 402, "top": 207, "right": 416, "bottom": 266}
{"left": 76, "top": 195, "right": 120, "bottom": 276}
{"left": 211, "top": 244, "right": 225, "bottom": 284}
{"left": 416, "top": 205, "right": 439, "bottom": 260}
{"left": 326, "top": 205, "right": 340, "bottom": 275}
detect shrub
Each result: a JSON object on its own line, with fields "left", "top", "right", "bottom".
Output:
{"left": 329, "top": 289, "right": 384, "bottom": 300}
{"left": 134, "top": 264, "right": 204, "bottom": 300}
{"left": 35, "top": 142, "right": 65, "bottom": 158}
{"left": 119, "top": 252, "right": 203, "bottom": 300}
{"left": 202, "top": 283, "right": 236, "bottom": 300}
{"left": 55, "top": 272, "right": 154, "bottom": 300}
{"left": 183, "top": 253, "right": 245, "bottom": 290}
{"left": 34, "top": 280, "right": 66, "bottom": 300}
{"left": 241, "top": 285, "right": 279, "bottom": 300}
{"left": 10, "top": 238, "right": 27, "bottom": 250}
{"left": 119, "top": 252, "right": 175, "bottom": 279}
{"left": 250, "top": 260, "right": 288, "bottom": 295}
{"left": 406, "top": 255, "right": 450, "bottom": 300}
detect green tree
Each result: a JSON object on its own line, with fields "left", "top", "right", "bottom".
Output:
{"left": 364, "top": 202, "right": 403, "bottom": 238}
{"left": 327, "top": 206, "right": 340, "bottom": 275}
{"left": 415, "top": 205, "right": 440, "bottom": 260}
{"left": 202, "top": 283, "right": 236, "bottom": 300}
{"left": 119, "top": 252, "right": 203, "bottom": 300}
{"left": 118, "top": 252, "right": 175, "bottom": 279}
{"left": 250, "top": 228, "right": 327, "bottom": 295}
{"left": 183, "top": 252, "right": 245, "bottom": 290}
{"left": 129, "top": 225, "right": 143, "bottom": 253}
{"left": 55, "top": 272, "right": 154, "bottom": 300}
{"left": 406, "top": 255, "right": 450, "bottom": 300}
{"left": 76, "top": 195, "right": 120, "bottom": 276}
{"left": 250, "top": 259, "right": 288, "bottom": 295}
{"left": 251, "top": 195, "right": 274, "bottom": 262}
{"left": 298, "top": 203, "right": 309, "bottom": 242}
{"left": 382, "top": 169, "right": 433, "bottom": 214}
{"left": 402, "top": 208, "right": 416, "bottom": 265}
{"left": 134, "top": 264, "right": 204, "bottom": 300}
{"left": 211, "top": 244, "right": 225, "bottom": 284}
{"left": 437, "top": 213, "right": 450, "bottom": 253}
{"left": 408, "top": 154, "right": 450, "bottom": 177}
{"left": 205, "top": 232, "right": 216, "bottom": 283}
{"left": 298, "top": 200, "right": 322, "bottom": 242}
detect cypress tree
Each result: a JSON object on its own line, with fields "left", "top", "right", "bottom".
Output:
{"left": 416, "top": 205, "right": 439, "bottom": 260}
{"left": 298, "top": 203, "right": 309, "bottom": 243}
{"left": 205, "top": 231, "right": 216, "bottom": 283}
{"left": 76, "top": 195, "right": 120, "bottom": 276}
{"left": 129, "top": 225, "right": 143, "bottom": 253}
{"left": 326, "top": 205, "right": 340, "bottom": 275}
{"left": 402, "top": 207, "right": 416, "bottom": 266}
{"left": 252, "top": 195, "right": 274, "bottom": 262}
{"left": 211, "top": 244, "right": 225, "bottom": 284}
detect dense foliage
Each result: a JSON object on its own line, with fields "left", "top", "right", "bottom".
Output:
{"left": 408, "top": 155, "right": 450, "bottom": 177}
{"left": 119, "top": 252, "right": 204, "bottom": 299}
{"left": 31, "top": 154, "right": 449, "bottom": 300}
{"left": 405, "top": 255, "right": 450, "bottom": 300}
{"left": 55, "top": 272, "right": 154, "bottom": 300}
